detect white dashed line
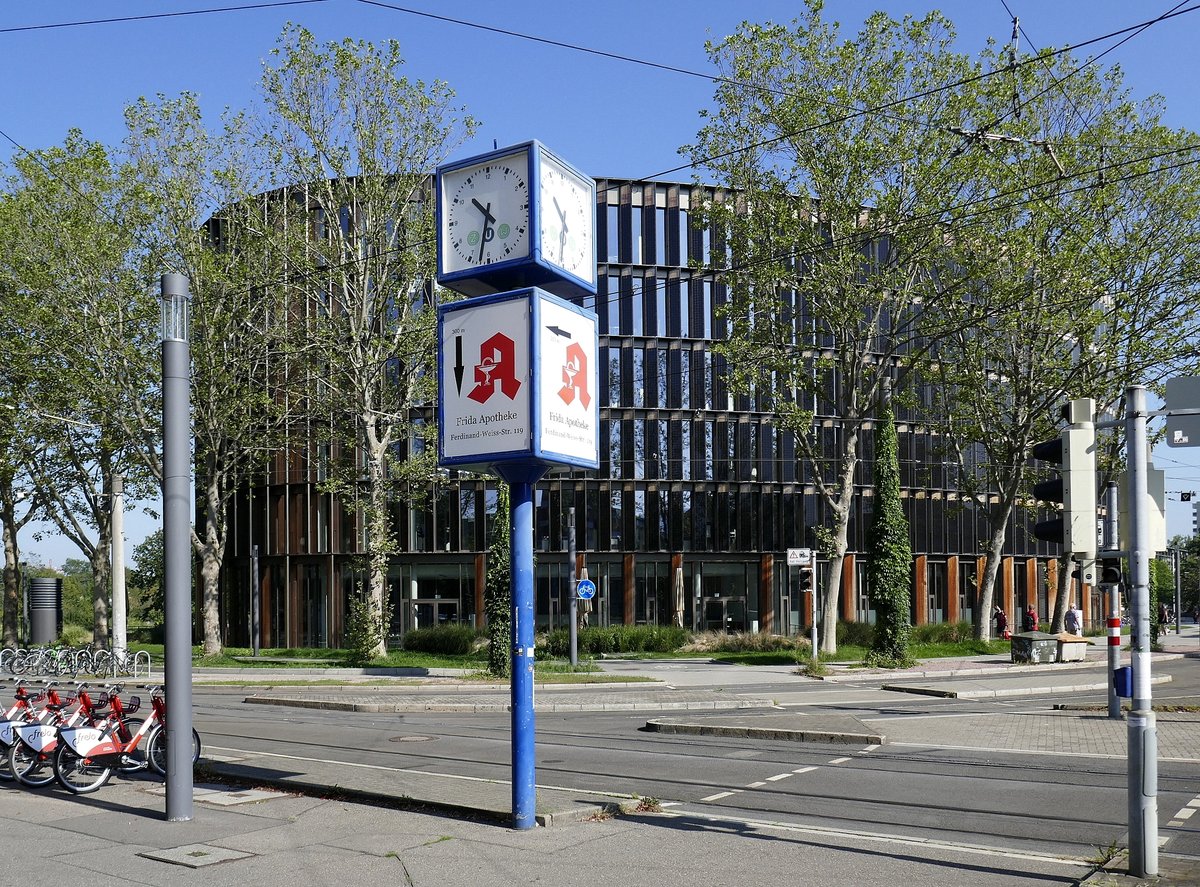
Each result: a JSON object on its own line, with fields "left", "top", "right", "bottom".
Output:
{"left": 793, "top": 766, "right": 818, "bottom": 774}
{"left": 747, "top": 781, "right": 767, "bottom": 788}
{"left": 700, "top": 791, "right": 739, "bottom": 802}
{"left": 827, "top": 757, "right": 851, "bottom": 765}
{"left": 1176, "top": 807, "right": 1196, "bottom": 820}
{"left": 859, "top": 744, "right": 880, "bottom": 754}
{"left": 766, "top": 773, "right": 793, "bottom": 782}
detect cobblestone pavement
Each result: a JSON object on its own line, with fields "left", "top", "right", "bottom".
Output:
{"left": 860, "top": 709, "right": 1200, "bottom": 760}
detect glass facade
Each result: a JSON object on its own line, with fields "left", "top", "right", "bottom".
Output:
{"left": 218, "top": 177, "right": 1059, "bottom": 648}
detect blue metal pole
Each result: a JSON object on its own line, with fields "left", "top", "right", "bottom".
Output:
{"left": 510, "top": 478, "right": 535, "bottom": 828}
{"left": 498, "top": 462, "right": 546, "bottom": 829}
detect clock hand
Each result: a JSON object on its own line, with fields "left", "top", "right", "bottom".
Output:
{"left": 552, "top": 197, "right": 568, "bottom": 261}
{"left": 473, "top": 198, "right": 495, "bottom": 263}
{"left": 472, "top": 197, "right": 497, "bottom": 225}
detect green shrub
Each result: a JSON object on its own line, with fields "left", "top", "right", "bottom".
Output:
{"left": 58, "top": 624, "right": 92, "bottom": 646}
{"left": 540, "top": 624, "right": 689, "bottom": 657}
{"left": 911, "top": 622, "right": 974, "bottom": 644}
{"left": 837, "top": 621, "right": 874, "bottom": 647}
{"left": 402, "top": 624, "right": 481, "bottom": 656}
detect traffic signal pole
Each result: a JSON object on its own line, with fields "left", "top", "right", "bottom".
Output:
{"left": 1125, "top": 385, "right": 1158, "bottom": 878}
{"left": 1101, "top": 482, "right": 1122, "bottom": 721}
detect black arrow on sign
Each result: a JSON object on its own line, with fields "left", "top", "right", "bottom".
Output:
{"left": 454, "top": 335, "right": 465, "bottom": 394}
{"left": 547, "top": 325, "right": 571, "bottom": 338}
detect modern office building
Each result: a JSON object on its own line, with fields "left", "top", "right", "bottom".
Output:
{"left": 216, "top": 176, "right": 1066, "bottom": 649}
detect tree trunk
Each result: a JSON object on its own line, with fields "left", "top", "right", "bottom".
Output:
{"left": 1049, "top": 556, "right": 1071, "bottom": 633}
{"left": 818, "top": 428, "right": 859, "bottom": 654}
{"left": 973, "top": 500, "right": 1016, "bottom": 641}
{"left": 1, "top": 498, "right": 21, "bottom": 647}
{"left": 199, "top": 465, "right": 226, "bottom": 656}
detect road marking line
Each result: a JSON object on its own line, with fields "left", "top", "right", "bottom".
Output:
{"left": 1158, "top": 836, "right": 1170, "bottom": 847}
{"left": 700, "top": 791, "right": 738, "bottom": 802}
{"left": 859, "top": 744, "right": 880, "bottom": 754}
{"left": 793, "top": 766, "right": 818, "bottom": 774}
{"left": 746, "top": 781, "right": 767, "bottom": 788}
{"left": 1175, "top": 807, "right": 1196, "bottom": 820}
{"left": 884, "top": 741, "right": 1200, "bottom": 764}
{"left": 1170, "top": 820, "right": 1183, "bottom": 827}
{"left": 766, "top": 773, "right": 793, "bottom": 782}
{"left": 659, "top": 809, "right": 1090, "bottom": 869}
{"left": 202, "top": 745, "right": 629, "bottom": 800}
{"left": 827, "top": 757, "right": 850, "bottom": 765}
{"left": 1188, "top": 798, "right": 1200, "bottom": 808}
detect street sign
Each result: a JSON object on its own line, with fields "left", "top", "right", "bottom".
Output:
{"left": 1165, "top": 376, "right": 1200, "bottom": 448}
{"left": 576, "top": 578, "right": 596, "bottom": 600}
{"left": 437, "top": 287, "right": 599, "bottom": 472}
{"left": 787, "top": 548, "right": 812, "bottom": 567}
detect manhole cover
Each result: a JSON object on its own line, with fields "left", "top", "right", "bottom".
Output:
{"left": 389, "top": 735, "right": 434, "bottom": 742}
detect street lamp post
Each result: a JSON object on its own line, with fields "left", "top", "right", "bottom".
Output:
{"left": 111, "top": 473, "right": 126, "bottom": 658}
{"left": 161, "top": 272, "right": 194, "bottom": 822}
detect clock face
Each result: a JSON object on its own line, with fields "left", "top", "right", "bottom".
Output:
{"left": 441, "top": 151, "right": 531, "bottom": 273}
{"left": 538, "top": 154, "right": 595, "bottom": 284}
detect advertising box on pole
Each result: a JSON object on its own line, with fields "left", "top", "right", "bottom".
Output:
{"left": 438, "top": 287, "right": 599, "bottom": 473}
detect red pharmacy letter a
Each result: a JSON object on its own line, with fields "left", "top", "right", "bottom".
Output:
{"left": 559, "top": 342, "right": 591, "bottom": 408}
{"left": 468, "top": 333, "right": 521, "bottom": 404}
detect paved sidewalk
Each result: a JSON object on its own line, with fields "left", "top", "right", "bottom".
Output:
{"left": 0, "top": 774, "right": 1093, "bottom": 887}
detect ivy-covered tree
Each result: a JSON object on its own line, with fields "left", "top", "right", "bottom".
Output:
{"left": 865, "top": 392, "right": 912, "bottom": 667}
{"left": 485, "top": 482, "right": 511, "bottom": 677}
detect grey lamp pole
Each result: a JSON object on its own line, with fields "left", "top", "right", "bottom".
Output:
{"left": 111, "top": 473, "right": 126, "bottom": 658}
{"left": 161, "top": 272, "right": 194, "bottom": 822}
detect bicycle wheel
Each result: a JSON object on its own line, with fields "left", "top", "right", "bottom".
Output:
{"left": 53, "top": 742, "right": 113, "bottom": 794}
{"left": 8, "top": 740, "right": 57, "bottom": 788}
{"left": 146, "top": 725, "right": 201, "bottom": 776}
{"left": 116, "top": 718, "right": 148, "bottom": 773}
{"left": 91, "top": 649, "right": 111, "bottom": 678}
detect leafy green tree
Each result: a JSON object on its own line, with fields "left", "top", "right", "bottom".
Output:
{"left": 255, "top": 25, "right": 477, "bottom": 657}
{"left": 0, "top": 133, "right": 156, "bottom": 649}
{"left": 485, "top": 482, "right": 511, "bottom": 677}
{"left": 931, "top": 41, "right": 1200, "bottom": 639}
{"left": 60, "top": 558, "right": 93, "bottom": 632}
{"left": 865, "top": 393, "right": 912, "bottom": 667}
{"left": 129, "top": 527, "right": 165, "bottom": 625}
{"left": 686, "top": 3, "right": 981, "bottom": 653}
{"left": 120, "top": 92, "right": 297, "bottom": 656}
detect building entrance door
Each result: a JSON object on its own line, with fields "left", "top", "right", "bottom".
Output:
{"left": 412, "top": 599, "right": 458, "bottom": 630}
{"left": 702, "top": 597, "right": 731, "bottom": 633}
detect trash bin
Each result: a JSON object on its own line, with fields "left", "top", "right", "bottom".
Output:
{"left": 1114, "top": 665, "right": 1133, "bottom": 698}
{"left": 1010, "top": 631, "right": 1058, "bottom": 663}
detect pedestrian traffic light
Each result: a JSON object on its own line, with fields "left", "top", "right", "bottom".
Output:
{"left": 1030, "top": 398, "right": 1097, "bottom": 557}
{"left": 1100, "top": 557, "right": 1123, "bottom": 585}
{"left": 798, "top": 566, "right": 813, "bottom": 592}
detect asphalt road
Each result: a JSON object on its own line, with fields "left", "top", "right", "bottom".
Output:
{"left": 187, "top": 656, "right": 1200, "bottom": 871}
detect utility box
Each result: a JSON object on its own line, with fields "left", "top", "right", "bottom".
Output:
{"left": 1011, "top": 631, "right": 1059, "bottom": 664}
{"left": 1056, "top": 633, "right": 1089, "bottom": 662}
{"left": 1114, "top": 665, "right": 1133, "bottom": 698}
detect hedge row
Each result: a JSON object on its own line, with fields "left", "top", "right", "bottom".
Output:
{"left": 540, "top": 625, "right": 690, "bottom": 657}
{"left": 401, "top": 624, "right": 482, "bottom": 656}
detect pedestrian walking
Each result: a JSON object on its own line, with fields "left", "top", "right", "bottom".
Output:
{"left": 1022, "top": 603, "right": 1038, "bottom": 632}
{"left": 993, "top": 605, "right": 1010, "bottom": 639}
{"left": 1064, "top": 602, "right": 1081, "bottom": 636}
{"left": 1158, "top": 601, "right": 1169, "bottom": 626}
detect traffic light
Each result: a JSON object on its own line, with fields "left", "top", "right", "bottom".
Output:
{"left": 798, "top": 566, "right": 813, "bottom": 593}
{"left": 1100, "top": 557, "right": 1122, "bottom": 585}
{"left": 1030, "top": 398, "right": 1097, "bottom": 557}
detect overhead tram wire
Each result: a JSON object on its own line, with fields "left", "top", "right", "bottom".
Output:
{"left": 2, "top": 4, "right": 1197, "bottom": 356}
{"left": 0, "top": 0, "right": 331, "bottom": 35}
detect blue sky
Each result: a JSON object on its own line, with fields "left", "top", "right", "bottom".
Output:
{"left": 4, "top": 1, "right": 1199, "bottom": 565}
